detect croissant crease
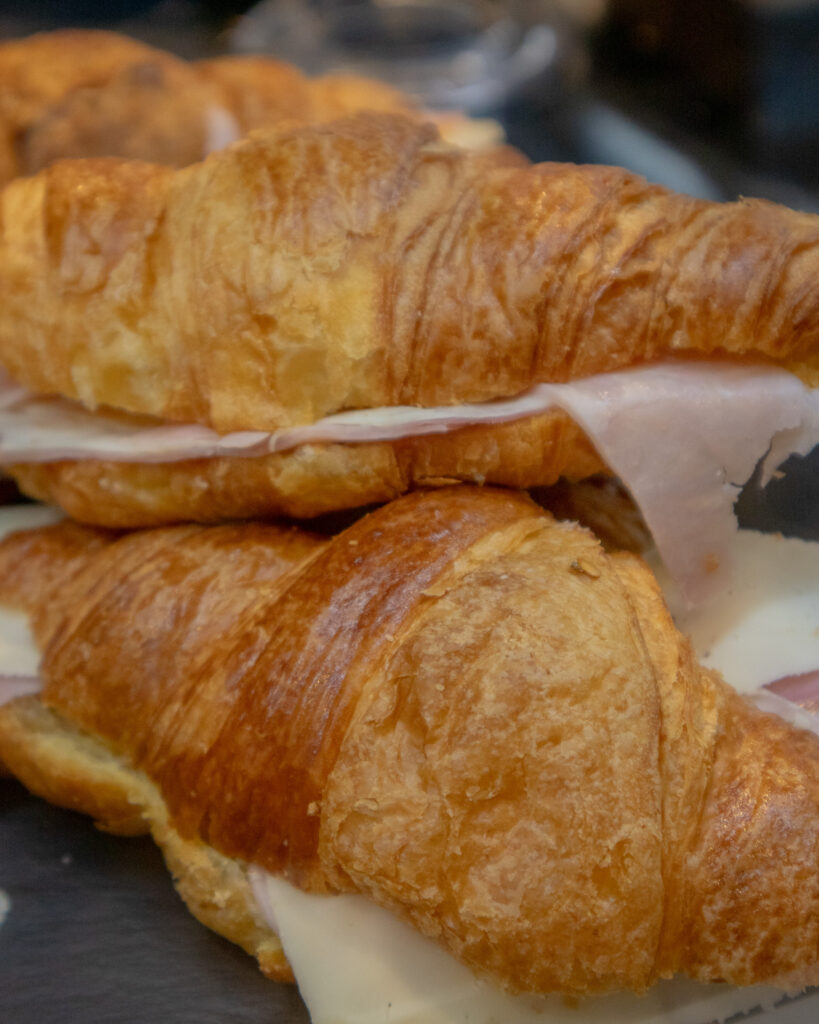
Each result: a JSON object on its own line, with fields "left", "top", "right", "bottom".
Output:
{"left": 0, "top": 111, "right": 817, "bottom": 525}
{"left": 0, "top": 487, "right": 816, "bottom": 996}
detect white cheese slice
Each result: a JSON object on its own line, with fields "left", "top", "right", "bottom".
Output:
{"left": 203, "top": 105, "right": 241, "bottom": 156}
{"left": 0, "top": 504, "right": 61, "bottom": 703}
{"left": 251, "top": 869, "right": 818, "bottom": 1024}
{"left": 0, "top": 604, "right": 40, "bottom": 681}
{"left": 649, "top": 529, "right": 819, "bottom": 695}
{"left": 0, "top": 503, "right": 63, "bottom": 540}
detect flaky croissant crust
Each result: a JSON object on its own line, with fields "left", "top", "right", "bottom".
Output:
{"left": 0, "top": 488, "right": 816, "bottom": 995}
{"left": 0, "top": 112, "right": 817, "bottom": 438}
{"left": 0, "top": 30, "right": 219, "bottom": 184}
{"left": 0, "top": 29, "right": 460, "bottom": 185}
{"left": 7, "top": 407, "right": 607, "bottom": 526}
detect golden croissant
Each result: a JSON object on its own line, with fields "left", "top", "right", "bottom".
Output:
{"left": 0, "top": 28, "right": 489, "bottom": 185}
{"left": 0, "top": 487, "right": 816, "bottom": 997}
{"left": 0, "top": 111, "right": 817, "bottom": 527}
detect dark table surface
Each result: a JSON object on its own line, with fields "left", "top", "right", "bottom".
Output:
{"left": 1, "top": 777, "right": 309, "bottom": 1023}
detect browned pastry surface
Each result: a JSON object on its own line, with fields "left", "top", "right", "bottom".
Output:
{"left": 0, "top": 29, "right": 485, "bottom": 186}
{"left": 0, "top": 31, "right": 221, "bottom": 181}
{"left": 7, "top": 408, "right": 605, "bottom": 526}
{"left": 0, "top": 488, "right": 816, "bottom": 995}
{"left": 0, "top": 696, "right": 292, "bottom": 981}
{"left": 1, "top": 111, "right": 817, "bottom": 524}
{"left": 196, "top": 54, "right": 501, "bottom": 151}
{"left": 197, "top": 54, "right": 424, "bottom": 131}
{"left": 2, "top": 113, "right": 818, "bottom": 429}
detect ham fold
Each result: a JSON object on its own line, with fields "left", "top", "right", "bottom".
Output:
{"left": 1, "top": 361, "right": 818, "bottom": 605}
{"left": 0, "top": 675, "right": 41, "bottom": 706}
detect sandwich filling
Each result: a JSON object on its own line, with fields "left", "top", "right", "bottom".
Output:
{"left": 248, "top": 868, "right": 819, "bottom": 1024}
{"left": 0, "top": 504, "right": 60, "bottom": 705}
{"left": 2, "top": 361, "right": 818, "bottom": 605}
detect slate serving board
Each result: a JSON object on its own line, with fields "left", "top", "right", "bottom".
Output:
{"left": 0, "top": 778, "right": 308, "bottom": 1023}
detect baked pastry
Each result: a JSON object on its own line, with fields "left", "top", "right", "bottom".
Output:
{"left": 0, "top": 30, "right": 222, "bottom": 184}
{"left": 0, "top": 112, "right": 816, "bottom": 556}
{"left": 195, "top": 51, "right": 501, "bottom": 151}
{"left": 0, "top": 29, "right": 492, "bottom": 185}
{"left": 0, "top": 487, "right": 816, "bottom": 1001}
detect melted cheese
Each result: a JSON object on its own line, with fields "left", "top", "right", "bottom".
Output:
{"left": 0, "top": 504, "right": 61, "bottom": 698}
{"left": 252, "top": 870, "right": 817, "bottom": 1024}
{"left": 250, "top": 528, "right": 819, "bottom": 1024}
{"left": 650, "top": 529, "right": 819, "bottom": 694}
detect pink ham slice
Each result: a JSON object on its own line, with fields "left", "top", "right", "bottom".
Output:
{"left": 749, "top": 670, "right": 819, "bottom": 736}
{"left": 0, "top": 674, "right": 41, "bottom": 706}
{"left": 1, "top": 361, "right": 818, "bottom": 605}
{"left": 766, "top": 671, "right": 819, "bottom": 714}
{"left": 753, "top": 671, "right": 819, "bottom": 736}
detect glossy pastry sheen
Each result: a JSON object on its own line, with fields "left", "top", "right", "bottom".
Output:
{"left": 3, "top": 113, "right": 818, "bottom": 426}
{"left": 0, "top": 488, "right": 816, "bottom": 995}
{"left": 0, "top": 111, "right": 817, "bottom": 525}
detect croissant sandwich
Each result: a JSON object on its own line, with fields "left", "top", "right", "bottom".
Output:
{"left": 0, "top": 110, "right": 817, "bottom": 602}
{"left": 0, "top": 487, "right": 817, "bottom": 1021}
{"left": 0, "top": 29, "right": 494, "bottom": 184}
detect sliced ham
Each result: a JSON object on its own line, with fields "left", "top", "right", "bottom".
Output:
{"left": 1, "top": 362, "right": 818, "bottom": 605}
{"left": 749, "top": 686, "right": 819, "bottom": 737}
{"left": 0, "top": 674, "right": 41, "bottom": 706}
{"left": 765, "top": 671, "right": 819, "bottom": 715}
{"left": 753, "top": 671, "right": 819, "bottom": 736}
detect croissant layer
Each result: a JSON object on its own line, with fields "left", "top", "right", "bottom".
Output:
{"left": 1, "top": 114, "right": 817, "bottom": 432}
{"left": 0, "top": 30, "right": 218, "bottom": 181}
{"left": 0, "top": 29, "right": 474, "bottom": 184}
{"left": 6, "top": 408, "right": 606, "bottom": 526}
{"left": 0, "top": 488, "right": 816, "bottom": 996}
{"left": 0, "top": 695, "right": 292, "bottom": 981}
